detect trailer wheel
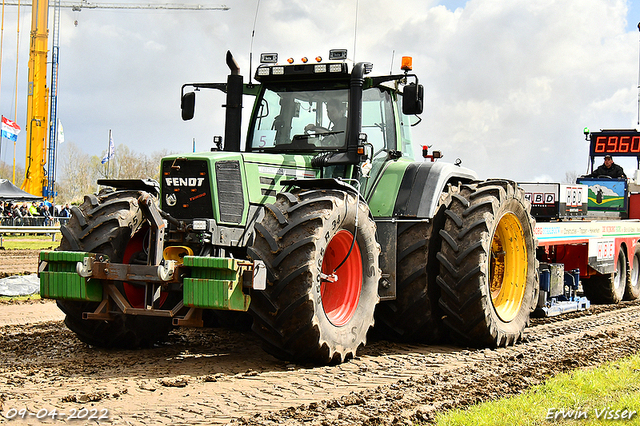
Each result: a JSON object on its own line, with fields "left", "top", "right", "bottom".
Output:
{"left": 583, "top": 248, "right": 627, "bottom": 304}
{"left": 248, "top": 189, "right": 380, "bottom": 364}
{"left": 625, "top": 245, "right": 640, "bottom": 301}
{"left": 436, "top": 180, "right": 537, "bottom": 347}
{"left": 56, "top": 190, "right": 175, "bottom": 349}
{"left": 374, "top": 219, "right": 444, "bottom": 343}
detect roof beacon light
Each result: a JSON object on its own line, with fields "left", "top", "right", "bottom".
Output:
{"left": 301, "top": 57, "right": 308, "bottom": 63}
{"left": 260, "top": 53, "right": 278, "bottom": 64}
{"left": 329, "top": 49, "right": 348, "bottom": 61}
{"left": 401, "top": 56, "right": 413, "bottom": 72}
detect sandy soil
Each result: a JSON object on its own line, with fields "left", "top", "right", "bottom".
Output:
{"left": 1, "top": 250, "right": 640, "bottom": 425}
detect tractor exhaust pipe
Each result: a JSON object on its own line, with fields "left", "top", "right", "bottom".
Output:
{"left": 224, "top": 51, "right": 243, "bottom": 152}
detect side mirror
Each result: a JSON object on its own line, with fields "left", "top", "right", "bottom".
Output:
{"left": 402, "top": 83, "right": 424, "bottom": 115}
{"left": 181, "top": 92, "right": 196, "bottom": 121}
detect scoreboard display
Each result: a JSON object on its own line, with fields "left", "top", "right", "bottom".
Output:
{"left": 589, "top": 130, "right": 640, "bottom": 157}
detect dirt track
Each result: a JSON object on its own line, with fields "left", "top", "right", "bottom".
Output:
{"left": 0, "top": 249, "right": 39, "bottom": 278}
{"left": 1, "top": 250, "right": 640, "bottom": 425}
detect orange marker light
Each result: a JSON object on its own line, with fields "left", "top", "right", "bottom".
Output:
{"left": 301, "top": 57, "right": 308, "bottom": 63}
{"left": 315, "top": 56, "right": 322, "bottom": 62}
{"left": 287, "top": 57, "right": 294, "bottom": 64}
{"left": 401, "top": 56, "right": 412, "bottom": 71}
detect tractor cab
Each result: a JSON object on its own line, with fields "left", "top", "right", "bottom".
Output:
{"left": 180, "top": 50, "right": 425, "bottom": 195}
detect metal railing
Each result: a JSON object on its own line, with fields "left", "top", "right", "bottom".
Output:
{"left": 0, "top": 217, "right": 70, "bottom": 227}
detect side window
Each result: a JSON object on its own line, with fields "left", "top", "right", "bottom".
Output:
{"left": 362, "top": 88, "right": 396, "bottom": 157}
{"left": 398, "top": 93, "right": 415, "bottom": 160}
{"left": 252, "top": 90, "right": 282, "bottom": 148}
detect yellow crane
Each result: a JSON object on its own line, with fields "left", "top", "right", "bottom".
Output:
{"left": 2, "top": 0, "right": 229, "bottom": 197}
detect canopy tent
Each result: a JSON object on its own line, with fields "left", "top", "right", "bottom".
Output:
{"left": 0, "top": 179, "right": 41, "bottom": 201}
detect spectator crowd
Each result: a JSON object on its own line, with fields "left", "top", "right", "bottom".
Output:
{"left": 0, "top": 200, "right": 72, "bottom": 226}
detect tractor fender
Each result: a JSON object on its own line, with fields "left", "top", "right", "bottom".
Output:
{"left": 393, "top": 162, "right": 478, "bottom": 218}
{"left": 392, "top": 161, "right": 477, "bottom": 218}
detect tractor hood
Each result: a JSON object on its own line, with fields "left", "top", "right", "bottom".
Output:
{"left": 160, "top": 152, "right": 319, "bottom": 225}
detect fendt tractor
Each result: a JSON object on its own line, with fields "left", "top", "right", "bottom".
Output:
{"left": 38, "top": 49, "right": 640, "bottom": 365}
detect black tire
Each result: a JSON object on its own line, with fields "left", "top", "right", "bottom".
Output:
{"left": 248, "top": 188, "right": 380, "bottom": 364}
{"left": 373, "top": 218, "right": 444, "bottom": 343}
{"left": 583, "top": 247, "right": 627, "bottom": 304}
{"left": 625, "top": 245, "right": 640, "bottom": 301}
{"left": 56, "top": 190, "right": 175, "bottom": 349}
{"left": 436, "top": 180, "right": 538, "bottom": 347}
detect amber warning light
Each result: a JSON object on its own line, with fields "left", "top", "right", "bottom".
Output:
{"left": 401, "top": 56, "right": 412, "bottom": 71}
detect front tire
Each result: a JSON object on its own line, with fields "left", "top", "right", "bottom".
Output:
{"left": 248, "top": 188, "right": 381, "bottom": 364}
{"left": 56, "top": 190, "right": 175, "bottom": 349}
{"left": 436, "top": 180, "right": 537, "bottom": 347}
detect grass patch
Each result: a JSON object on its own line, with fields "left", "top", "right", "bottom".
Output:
{"left": 0, "top": 234, "right": 61, "bottom": 250}
{"left": 434, "top": 354, "right": 640, "bottom": 425}
{"left": 0, "top": 294, "right": 41, "bottom": 304}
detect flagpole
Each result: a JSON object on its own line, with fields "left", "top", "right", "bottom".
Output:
{"left": 107, "top": 129, "right": 111, "bottom": 179}
{"left": 0, "top": 115, "right": 3, "bottom": 162}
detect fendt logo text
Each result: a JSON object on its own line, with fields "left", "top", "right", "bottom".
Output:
{"left": 165, "top": 177, "right": 205, "bottom": 187}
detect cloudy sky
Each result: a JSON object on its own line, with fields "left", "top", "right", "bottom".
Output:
{"left": 0, "top": 0, "right": 638, "bottom": 185}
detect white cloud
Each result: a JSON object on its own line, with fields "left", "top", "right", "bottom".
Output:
{"left": 0, "top": 0, "right": 638, "bottom": 186}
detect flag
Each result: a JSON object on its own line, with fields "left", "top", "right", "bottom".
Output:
{"left": 57, "top": 120, "right": 64, "bottom": 143}
{"left": 1, "top": 116, "right": 20, "bottom": 142}
{"left": 101, "top": 131, "right": 115, "bottom": 164}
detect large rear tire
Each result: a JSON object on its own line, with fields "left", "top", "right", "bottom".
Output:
{"left": 373, "top": 219, "right": 444, "bottom": 343}
{"left": 248, "top": 189, "right": 381, "bottom": 364}
{"left": 436, "top": 180, "right": 537, "bottom": 347}
{"left": 56, "top": 190, "right": 175, "bottom": 349}
{"left": 582, "top": 247, "right": 627, "bottom": 304}
{"left": 624, "top": 245, "right": 640, "bottom": 301}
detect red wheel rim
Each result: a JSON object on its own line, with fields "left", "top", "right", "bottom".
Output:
{"left": 122, "top": 231, "right": 168, "bottom": 309}
{"left": 321, "top": 230, "right": 362, "bottom": 326}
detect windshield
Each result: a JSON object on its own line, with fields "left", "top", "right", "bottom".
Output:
{"left": 250, "top": 88, "right": 348, "bottom": 152}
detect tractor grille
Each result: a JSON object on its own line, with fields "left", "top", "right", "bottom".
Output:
{"left": 161, "top": 159, "right": 214, "bottom": 219}
{"left": 216, "top": 161, "right": 244, "bottom": 223}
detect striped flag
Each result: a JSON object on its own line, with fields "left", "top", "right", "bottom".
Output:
{"left": 1, "top": 116, "right": 20, "bottom": 142}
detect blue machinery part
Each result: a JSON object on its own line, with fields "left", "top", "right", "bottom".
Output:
{"left": 534, "top": 264, "right": 590, "bottom": 317}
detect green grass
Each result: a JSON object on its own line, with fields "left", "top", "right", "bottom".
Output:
{"left": 434, "top": 355, "right": 640, "bottom": 425}
{"left": 0, "top": 234, "right": 61, "bottom": 250}
{"left": 0, "top": 294, "right": 41, "bottom": 303}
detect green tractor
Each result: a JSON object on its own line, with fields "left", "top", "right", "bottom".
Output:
{"left": 40, "top": 50, "right": 538, "bottom": 364}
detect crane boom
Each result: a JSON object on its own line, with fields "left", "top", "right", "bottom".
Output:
{"left": 1, "top": 1, "right": 229, "bottom": 10}
{"left": 21, "top": 0, "right": 49, "bottom": 197}
{"left": 7, "top": 0, "right": 228, "bottom": 198}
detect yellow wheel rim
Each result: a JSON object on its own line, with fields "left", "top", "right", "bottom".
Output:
{"left": 489, "top": 212, "right": 528, "bottom": 322}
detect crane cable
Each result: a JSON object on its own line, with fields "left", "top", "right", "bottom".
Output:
{"left": 11, "top": 0, "right": 19, "bottom": 183}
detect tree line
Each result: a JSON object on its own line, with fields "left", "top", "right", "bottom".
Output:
{"left": 0, "top": 142, "right": 173, "bottom": 204}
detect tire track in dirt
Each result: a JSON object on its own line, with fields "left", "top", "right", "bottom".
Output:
{"left": 0, "top": 302, "right": 639, "bottom": 425}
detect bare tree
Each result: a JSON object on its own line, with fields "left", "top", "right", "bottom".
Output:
{"left": 55, "top": 142, "right": 175, "bottom": 202}
{"left": 57, "top": 142, "right": 98, "bottom": 203}
{"left": 0, "top": 161, "right": 25, "bottom": 184}
{"left": 563, "top": 170, "right": 581, "bottom": 184}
